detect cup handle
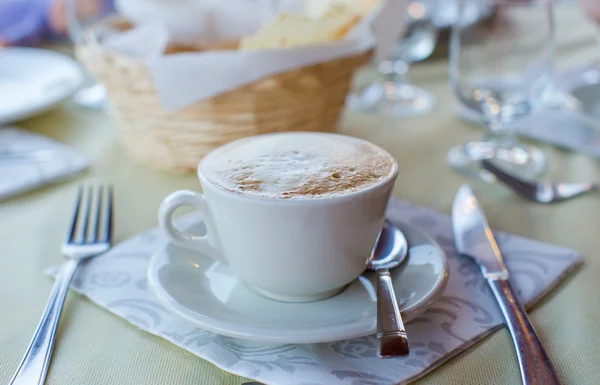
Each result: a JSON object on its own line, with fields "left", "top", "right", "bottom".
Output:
{"left": 158, "top": 190, "right": 224, "bottom": 262}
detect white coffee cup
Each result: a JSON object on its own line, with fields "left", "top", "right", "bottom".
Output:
{"left": 158, "top": 135, "right": 398, "bottom": 302}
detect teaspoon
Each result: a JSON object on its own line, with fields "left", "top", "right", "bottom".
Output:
{"left": 367, "top": 220, "right": 410, "bottom": 357}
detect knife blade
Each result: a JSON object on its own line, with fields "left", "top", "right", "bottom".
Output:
{"left": 452, "top": 185, "right": 561, "bottom": 385}
{"left": 452, "top": 184, "right": 509, "bottom": 280}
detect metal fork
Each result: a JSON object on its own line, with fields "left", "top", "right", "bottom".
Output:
{"left": 481, "top": 159, "right": 598, "bottom": 203}
{"left": 10, "top": 185, "right": 113, "bottom": 385}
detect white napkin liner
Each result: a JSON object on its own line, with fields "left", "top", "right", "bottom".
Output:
{"left": 104, "top": 0, "right": 408, "bottom": 109}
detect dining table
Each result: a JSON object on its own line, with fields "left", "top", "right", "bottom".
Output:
{"left": 1, "top": 5, "right": 599, "bottom": 385}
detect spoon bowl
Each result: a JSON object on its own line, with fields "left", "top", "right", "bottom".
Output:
{"left": 368, "top": 221, "right": 409, "bottom": 271}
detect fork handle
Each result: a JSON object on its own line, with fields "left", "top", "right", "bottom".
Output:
{"left": 10, "top": 259, "right": 80, "bottom": 385}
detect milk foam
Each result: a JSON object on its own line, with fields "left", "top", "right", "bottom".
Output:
{"left": 201, "top": 133, "right": 396, "bottom": 199}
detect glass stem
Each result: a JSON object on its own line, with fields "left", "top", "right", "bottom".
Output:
{"left": 480, "top": 97, "right": 516, "bottom": 145}
{"left": 483, "top": 116, "right": 516, "bottom": 145}
{"left": 379, "top": 59, "right": 410, "bottom": 85}
{"left": 393, "top": 60, "right": 410, "bottom": 84}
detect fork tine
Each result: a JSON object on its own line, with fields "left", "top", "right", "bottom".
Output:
{"left": 102, "top": 185, "right": 113, "bottom": 244}
{"left": 79, "top": 186, "right": 94, "bottom": 243}
{"left": 91, "top": 185, "right": 103, "bottom": 243}
{"left": 66, "top": 185, "right": 84, "bottom": 244}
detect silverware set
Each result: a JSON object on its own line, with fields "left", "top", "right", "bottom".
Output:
{"left": 7, "top": 177, "right": 564, "bottom": 385}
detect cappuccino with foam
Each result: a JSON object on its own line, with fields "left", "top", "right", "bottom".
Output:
{"left": 201, "top": 132, "right": 397, "bottom": 199}
{"left": 160, "top": 132, "right": 399, "bottom": 301}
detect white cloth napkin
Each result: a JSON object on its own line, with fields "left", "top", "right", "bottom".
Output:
{"left": 0, "top": 127, "right": 89, "bottom": 201}
{"left": 46, "top": 198, "right": 581, "bottom": 385}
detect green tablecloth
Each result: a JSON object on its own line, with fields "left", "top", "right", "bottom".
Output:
{"left": 1, "top": 6, "right": 599, "bottom": 385}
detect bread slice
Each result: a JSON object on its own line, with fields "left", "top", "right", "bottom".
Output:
{"left": 240, "top": 4, "right": 364, "bottom": 50}
{"left": 336, "top": 0, "right": 381, "bottom": 16}
{"left": 306, "top": 0, "right": 380, "bottom": 19}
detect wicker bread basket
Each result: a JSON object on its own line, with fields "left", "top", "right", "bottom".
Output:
{"left": 76, "top": 17, "right": 373, "bottom": 172}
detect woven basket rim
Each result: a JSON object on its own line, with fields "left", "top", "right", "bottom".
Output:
{"left": 75, "top": 15, "right": 373, "bottom": 172}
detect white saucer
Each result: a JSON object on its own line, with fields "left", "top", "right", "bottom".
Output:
{"left": 0, "top": 48, "right": 84, "bottom": 125}
{"left": 147, "top": 220, "right": 449, "bottom": 344}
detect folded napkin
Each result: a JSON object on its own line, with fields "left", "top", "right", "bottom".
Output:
{"left": 460, "top": 63, "right": 600, "bottom": 158}
{"left": 0, "top": 127, "right": 89, "bottom": 200}
{"left": 46, "top": 198, "right": 581, "bottom": 385}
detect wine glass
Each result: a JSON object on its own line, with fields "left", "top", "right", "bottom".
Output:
{"left": 347, "top": 1, "right": 438, "bottom": 117}
{"left": 447, "top": 0, "right": 553, "bottom": 181}
{"left": 66, "top": 0, "right": 115, "bottom": 110}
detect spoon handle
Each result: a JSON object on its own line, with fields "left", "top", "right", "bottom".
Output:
{"left": 376, "top": 269, "right": 409, "bottom": 357}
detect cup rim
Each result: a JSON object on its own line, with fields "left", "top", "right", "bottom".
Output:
{"left": 197, "top": 133, "right": 399, "bottom": 204}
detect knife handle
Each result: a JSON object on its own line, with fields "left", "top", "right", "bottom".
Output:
{"left": 487, "top": 278, "right": 561, "bottom": 385}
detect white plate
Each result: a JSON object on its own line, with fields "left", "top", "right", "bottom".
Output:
{"left": 147, "top": 219, "right": 449, "bottom": 344}
{"left": 0, "top": 48, "right": 84, "bottom": 125}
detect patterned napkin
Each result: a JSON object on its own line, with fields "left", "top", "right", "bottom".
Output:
{"left": 46, "top": 198, "right": 581, "bottom": 385}
{"left": 0, "top": 127, "right": 89, "bottom": 200}
{"left": 461, "top": 63, "right": 600, "bottom": 158}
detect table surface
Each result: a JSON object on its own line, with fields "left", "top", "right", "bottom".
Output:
{"left": 2, "top": 6, "right": 600, "bottom": 385}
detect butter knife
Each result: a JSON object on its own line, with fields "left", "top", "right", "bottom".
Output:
{"left": 451, "top": 185, "right": 561, "bottom": 385}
